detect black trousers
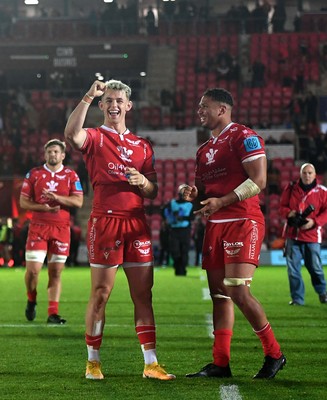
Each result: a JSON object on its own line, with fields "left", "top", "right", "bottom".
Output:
{"left": 169, "top": 227, "right": 191, "bottom": 276}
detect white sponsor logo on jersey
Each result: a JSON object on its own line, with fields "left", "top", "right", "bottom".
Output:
{"left": 223, "top": 241, "right": 244, "bottom": 249}
{"left": 56, "top": 174, "right": 67, "bottom": 180}
{"left": 225, "top": 248, "right": 241, "bottom": 256}
{"left": 139, "top": 248, "right": 151, "bottom": 255}
{"left": 133, "top": 240, "right": 151, "bottom": 249}
{"left": 126, "top": 138, "right": 141, "bottom": 146}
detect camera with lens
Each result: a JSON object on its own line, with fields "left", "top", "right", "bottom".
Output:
{"left": 287, "top": 204, "right": 315, "bottom": 228}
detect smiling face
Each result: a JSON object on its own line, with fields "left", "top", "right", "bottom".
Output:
{"left": 197, "top": 95, "right": 229, "bottom": 131}
{"left": 99, "top": 88, "right": 132, "bottom": 127}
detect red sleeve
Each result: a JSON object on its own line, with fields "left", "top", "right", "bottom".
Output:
{"left": 279, "top": 182, "right": 293, "bottom": 219}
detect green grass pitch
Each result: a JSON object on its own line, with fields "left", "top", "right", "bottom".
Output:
{"left": 1, "top": 265, "right": 327, "bottom": 400}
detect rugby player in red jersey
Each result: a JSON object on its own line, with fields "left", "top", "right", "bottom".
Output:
{"left": 180, "top": 88, "right": 286, "bottom": 379}
{"left": 64, "top": 79, "right": 175, "bottom": 381}
{"left": 20, "top": 139, "right": 83, "bottom": 324}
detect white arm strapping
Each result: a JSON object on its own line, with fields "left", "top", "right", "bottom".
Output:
{"left": 233, "top": 178, "right": 260, "bottom": 201}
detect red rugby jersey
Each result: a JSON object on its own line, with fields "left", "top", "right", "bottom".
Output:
{"left": 20, "top": 164, "right": 82, "bottom": 224}
{"left": 80, "top": 125, "right": 156, "bottom": 217}
{"left": 195, "top": 122, "right": 266, "bottom": 222}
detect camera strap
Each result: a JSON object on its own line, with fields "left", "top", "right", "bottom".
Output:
{"left": 299, "top": 188, "right": 315, "bottom": 213}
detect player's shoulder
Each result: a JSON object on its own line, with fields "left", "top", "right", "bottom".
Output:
{"left": 26, "top": 165, "right": 44, "bottom": 176}
{"left": 231, "top": 123, "right": 259, "bottom": 138}
{"left": 129, "top": 133, "right": 154, "bottom": 148}
{"left": 62, "top": 166, "right": 75, "bottom": 174}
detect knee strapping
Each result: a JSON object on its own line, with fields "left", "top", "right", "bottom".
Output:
{"left": 212, "top": 293, "right": 231, "bottom": 300}
{"left": 223, "top": 277, "right": 253, "bottom": 287}
{"left": 48, "top": 254, "right": 67, "bottom": 263}
{"left": 25, "top": 250, "right": 47, "bottom": 263}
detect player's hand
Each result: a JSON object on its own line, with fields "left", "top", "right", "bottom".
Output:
{"left": 195, "top": 197, "right": 223, "bottom": 218}
{"left": 42, "top": 189, "right": 58, "bottom": 201}
{"left": 44, "top": 204, "right": 60, "bottom": 213}
{"left": 179, "top": 184, "right": 198, "bottom": 201}
{"left": 87, "top": 80, "right": 108, "bottom": 98}
{"left": 125, "top": 167, "right": 145, "bottom": 187}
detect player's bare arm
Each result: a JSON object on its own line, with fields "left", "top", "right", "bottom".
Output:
{"left": 19, "top": 195, "right": 60, "bottom": 213}
{"left": 125, "top": 167, "right": 158, "bottom": 200}
{"left": 42, "top": 190, "right": 83, "bottom": 208}
{"left": 64, "top": 80, "right": 107, "bottom": 150}
{"left": 195, "top": 156, "right": 267, "bottom": 218}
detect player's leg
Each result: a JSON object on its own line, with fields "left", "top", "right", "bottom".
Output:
{"left": 124, "top": 265, "right": 175, "bottom": 380}
{"left": 225, "top": 262, "right": 285, "bottom": 379}
{"left": 46, "top": 253, "right": 66, "bottom": 324}
{"left": 24, "top": 256, "right": 45, "bottom": 321}
{"left": 85, "top": 266, "right": 117, "bottom": 380}
{"left": 24, "top": 223, "right": 48, "bottom": 321}
{"left": 46, "top": 228, "right": 71, "bottom": 324}
{"left": 186, "top": 268, "right": 233, "bottom": 378}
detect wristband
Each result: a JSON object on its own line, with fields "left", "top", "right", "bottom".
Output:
{"left": 81, "top": 99, "right": 91, "bottom": 105}
{"left": 138, "top": 175, "right": 149, "bottom": 189}
{"left": 233, "top": 178, "right": 260, "bottom": 201}
{"left": 82, "top": 94, "right": 94, "bottom": 104}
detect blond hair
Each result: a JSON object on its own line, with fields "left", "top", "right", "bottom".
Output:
{"left": 104, "top": 79, "right": 132, "bottom": 99}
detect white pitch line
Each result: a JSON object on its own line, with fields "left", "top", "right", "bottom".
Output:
{"left": 205, "top": 313, "right": 214, "bottom": 339}
{"left": 220, "top": 385, "right": 243, "bottom": 400}
{"left": 202, "top": 287, "right": 211, "bottom": 300}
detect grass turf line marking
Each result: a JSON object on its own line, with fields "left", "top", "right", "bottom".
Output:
{"left": 202, "top": 287, "right": 211, "bottom": 300}
{"left": 220, "top": 385, "right": 243, "bottom": 400}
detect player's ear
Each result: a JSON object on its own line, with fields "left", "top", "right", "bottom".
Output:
{"left": 126, "top": 100, "right": 133, "bottom": 111}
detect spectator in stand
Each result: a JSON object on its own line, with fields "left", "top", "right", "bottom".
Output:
{"left": 145, "top": 6, "right": 156, "bottom": 35}
{"left": 271, "top": 0, "right": 287, "bottom": 32}
{"left": 172, "top": 87, "right": 186, "bottom": 130}
{"left": 267, "top": 161, "right": 281, "bottom": 195}
{"left": 237, "top": 1, "right": 250, "bottom": 33}
{"left": 250, "top": 0, "right": 269, "bottom": 33}
{"left": 280, "top": 163, "right": 327, "bottom": 305}
{"left": 304, "top": 91, "right": 318, "bottom": 125}
{"left": 287, "top": 93, "right": 306, "bottom": 134}
{"left": 251, "top": 60, "right": 266, "bottom": 88}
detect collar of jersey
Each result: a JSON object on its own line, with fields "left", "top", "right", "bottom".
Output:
{"left": 43, "top": 164, "right": 64, "bottom": 174}
{"left": 100, "top": 125, "right": 130, "bottom": 135}
{"left": 212, "top": 121, "right": 234, "bottom": 143}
